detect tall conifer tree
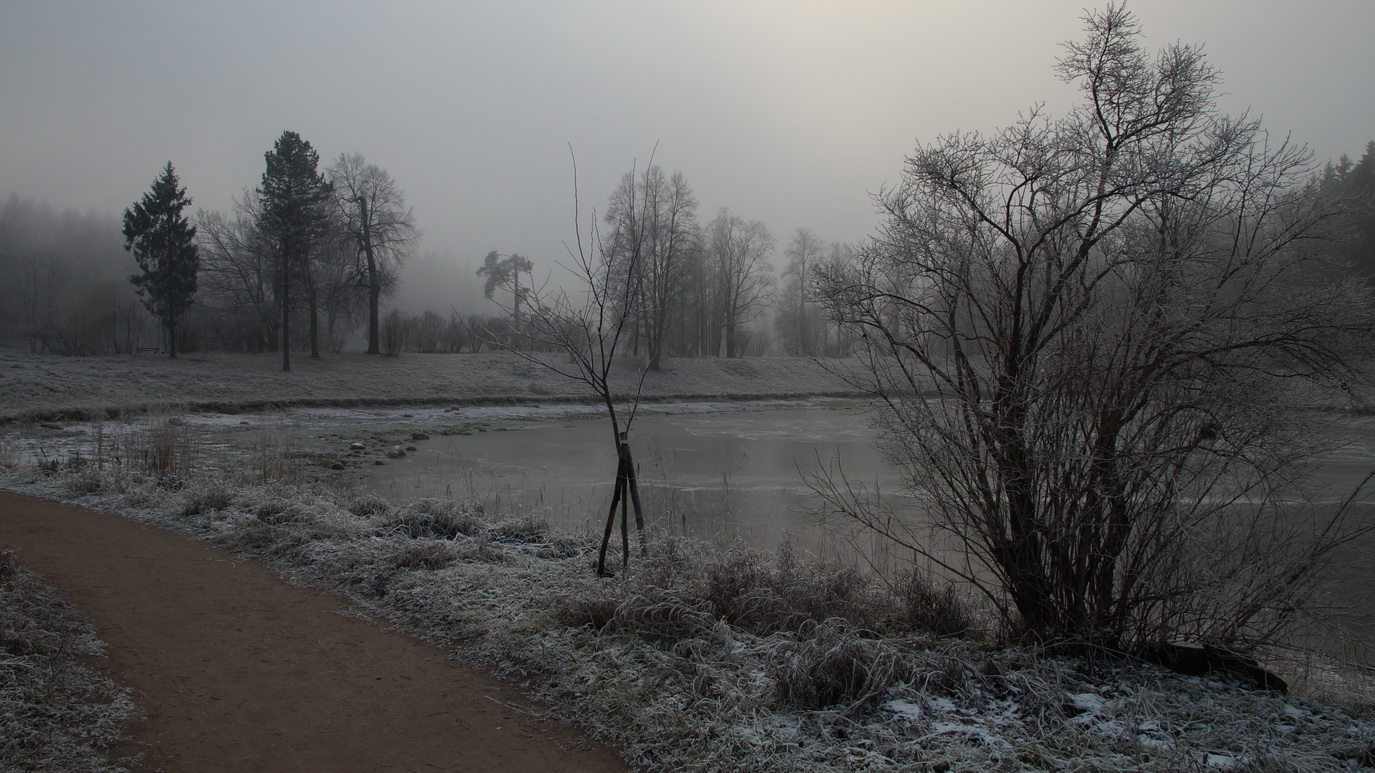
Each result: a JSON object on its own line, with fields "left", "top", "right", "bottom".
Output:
{"left": 258, "top": 131, "right": 331, "bottom": 371}
{"left": 123, "top": 161, "right": 199, "bottom": 358}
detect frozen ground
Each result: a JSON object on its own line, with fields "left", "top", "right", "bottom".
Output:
{"left": 3, "top": 463, "right": 1374, "bottom": 772}
{"left": 4, "top": 350, "right": 1375, "bottom": 770}
{"left": 0, "top": 349, "right": 860, "bottom": 421}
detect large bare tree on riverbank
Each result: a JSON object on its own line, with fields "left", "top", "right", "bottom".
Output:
{"left": 814, "top": 4, "right": 1375, "bottom": 651}
{"left": 329, "top": 154, "right": 418, "bottom": 355}
{"left": 705, "top": 208, "right": 773, "bottom": 358}
{"left": 603, "top": 164, "right": 699, "bottom": 369}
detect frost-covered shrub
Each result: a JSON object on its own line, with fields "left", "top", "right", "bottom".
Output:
{"left": 388, "top": 540, "right": 462, "bottom": 572}
{"left": 64, "top": 470, "right": 103, "bottom": 495}
{"left": 489, "top": 513, "right": 550, "bottom": 543}
{"left": 347, "top": 492, "right": 391, "bottom": 517}
{"left": 385, "top": 499, "right": 484, "bottom": 539}
{"left": 489, "top": 513, "right": 582, "bottom": 558}
{"left": 892, "top": 570, "right": 974, "bottom": 638}
{"left": 610, "top": 540, "right": 910, "bottom": 638}
{"left": 140, "top": 419, "right": 196, "bottom": 476}
{"left": 180, "top": 485, "right": 234, "bottom": 517}
{"left": 607, "top": 588, "right": 718, "bottom": 644}
{"left": 555, "top": 590, "right": 622, "bottom": 631}
{"left": 254, "top": 499, "right": 303, "bottom": 524}
{"left": 770, "top": 619, "right": 916, "bottom": 710}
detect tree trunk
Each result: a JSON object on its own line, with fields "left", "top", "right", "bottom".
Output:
{"left": 309, "top": 295, "right": 320, "bottom": 359}
{"left": 511, "top": 273, "right": 523, "bottom": 353}
{"left": 363, "top": 196, "right": 381, "bottom": 356}
{"left": 281, "top": 240, "right": 291, "bottom": 372}
{"left": 367, "top": 272, "right": 381, "bottom": 355}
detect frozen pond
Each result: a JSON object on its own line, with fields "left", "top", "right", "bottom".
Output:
{"left": 361, "top": 403, "right": 912, "bottom": 566}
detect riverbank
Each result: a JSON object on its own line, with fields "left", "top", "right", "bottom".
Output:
{"left": 0, "top": 350, "right": 863, "bottom": 422}
{"left": 5, "top": 459, "right": 1375, "bottom": 771}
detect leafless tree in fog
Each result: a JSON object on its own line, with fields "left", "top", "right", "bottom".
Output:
{"left": 775, "top": 227, "right": 826, "bottom": 355}
{"left": 705, "top": 208, "right": 774, "bottom": 358}
{"left": 603, "top": 164, "right": 699, "bottom": 369}
{"left": 197, "top": 193, "right": 280, "bottom": 352}
{"left": 328, "top": 153, "right": 419, "bottom": 355}
{"left": 814, "top": 4, "right": 1375, "bottom": 651}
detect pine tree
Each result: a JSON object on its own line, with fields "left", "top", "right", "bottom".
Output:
{"left": 123, "top": 161, "right": 200, "bottom": 358}
{"left": 258, "top": 131, "right": 332, "bottom": 371}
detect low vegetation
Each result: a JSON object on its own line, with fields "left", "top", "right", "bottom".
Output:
{"left": 4, "top": 438, "right": 1374, "bottom": 771}
{"left": 0, "top": 550, "right": 137, "bottom": 772}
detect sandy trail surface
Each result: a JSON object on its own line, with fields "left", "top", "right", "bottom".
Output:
{"left": 0, "top": 492, "right": 627, "bottom": 772}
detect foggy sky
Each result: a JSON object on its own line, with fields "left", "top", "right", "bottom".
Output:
{"left": 3, "top": 1, "right": 1373, "bottom": 310}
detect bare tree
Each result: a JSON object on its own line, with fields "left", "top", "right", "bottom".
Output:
{"left": 300, "top": 217, "right": 356, "bottom": 358}
{"left": 197, "top": 194, "right": 280, "bottom": 352}
{"left": 775, "top": 227, "right": 826, "bottom": 355}
{"left": 380, "top": 307, "right": 411, "bottom": 357}
{"left": 705, "top": 208, "right": 774, "bottom": 358}
{"left": 814, "top": 4, "right": 1375, "bottom": 651}
{"left": 328, "top": 153, "right": 419, "bottom": 355}
{"left": 603, "top": 164, "right": 699, "bottom": 369}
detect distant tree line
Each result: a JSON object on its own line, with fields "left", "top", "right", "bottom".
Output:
{"left": 3, "top": 132, "right": 1370, "bottom": 364}
{"left": 1318, "top": 141, "right": 1375, "bottom": 277}
{"left": 0, "top": 196, "right": 149, "bottom": 354}
{"left": 476, "top": 164, "right": 858, "bottom": 367}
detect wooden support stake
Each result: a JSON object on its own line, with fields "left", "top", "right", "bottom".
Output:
{"left": 596, "top": 453, "right": 626, "bottom": 577}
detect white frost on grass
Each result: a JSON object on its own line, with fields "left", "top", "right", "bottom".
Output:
{"left": 0, "top": 350, "right": 862, "bottom": 422}
{"left": 4, "top": 440, "right": 1375, "bottom": 771}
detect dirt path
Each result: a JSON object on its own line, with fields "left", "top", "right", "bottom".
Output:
{"left": 0, "top": 492, "right": 629, "bottom": 772}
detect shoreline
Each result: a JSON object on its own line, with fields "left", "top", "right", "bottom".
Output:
{"left": 4, "top": 389, "right": 871, "bottom": 424}
{"left": 0, "top": 349, "right": 867, "bottom": 423}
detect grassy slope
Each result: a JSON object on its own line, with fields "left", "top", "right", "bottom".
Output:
{"left": 0, "top": 350, "right": 859, "bottom": 421}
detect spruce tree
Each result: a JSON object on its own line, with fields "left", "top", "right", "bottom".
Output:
{"left": 258, "top": 131, "right": 332, "bottom": 371}
{"left": 123, "top": 161, "right": 199, "bottom": 358}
